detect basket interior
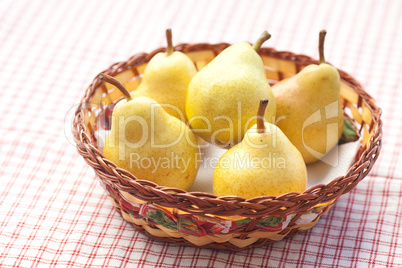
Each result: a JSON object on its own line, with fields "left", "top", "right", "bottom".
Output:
{"left": 84, "top": 47, "right": 375, "bottom": 152}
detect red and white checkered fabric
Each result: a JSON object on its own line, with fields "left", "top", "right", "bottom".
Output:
{"left": 0, "top": 0, "right": 401, "bottom": 267}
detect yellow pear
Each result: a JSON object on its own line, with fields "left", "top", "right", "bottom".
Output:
{"left": 186, "top": 31, "right": 276, "bottom": 148}
{"left": 100, "top": 74, "right": 200, "bottom": 191}
{"left": 272, "top": 30, "right": 344, "bottom": 164}
{"left": 213, "top": 100, "right": 307, "bottom": 198}
{"left": 133, "top": 29, "right": 197, "bottom": 121}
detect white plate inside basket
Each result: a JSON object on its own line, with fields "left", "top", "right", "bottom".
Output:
{"left": 95, "top": 129, "right": 360, "bottom": 194}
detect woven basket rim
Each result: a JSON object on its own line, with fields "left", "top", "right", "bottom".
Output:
{"left": 72, "top": 43, "right": 382, "bottom": 218}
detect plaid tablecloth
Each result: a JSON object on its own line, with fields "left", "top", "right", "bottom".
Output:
{"left": 0, "top": 0, "right": 401, "bottom": 267}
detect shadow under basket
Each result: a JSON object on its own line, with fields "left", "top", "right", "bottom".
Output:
{"left": 72, "top": 43, "right": 382, "bottom": 251}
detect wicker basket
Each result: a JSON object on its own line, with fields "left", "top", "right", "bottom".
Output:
{"left": 72, "top": 43, "right": 382, "bottom": 251}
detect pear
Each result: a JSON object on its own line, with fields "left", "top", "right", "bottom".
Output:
{"left": 100, "top": 74, "right": 200, "bottom": 191}
{"left": 186, "top": 31, "right": 276, "bottom": 149}
{"left": 272, "top": 30, "right": 344, "bottom": 164}
{"left": 213, "top": 100, "right": 307, "bottom": 198}
{"left": 133, "top": 29, "right": 197, "bottom": 121}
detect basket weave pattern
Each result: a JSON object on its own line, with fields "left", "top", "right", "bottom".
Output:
{"left": 72, "top": 43, "right": 382, "bottom": 251}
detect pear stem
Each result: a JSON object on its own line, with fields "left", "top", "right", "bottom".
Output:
{"left": 252, "top": 31, "right": 271, "bottom": 51}
{"left": 257, "top": 100, "right": 269, "bottom": 133}
{"left": 319, "top": 29, "right": 327, "bottom": 64}
{"left": 166, "top": 28, "right": 174, "bottom": 56}
{"left": 99, "top": 73, "right": 132, "bottom": 102}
